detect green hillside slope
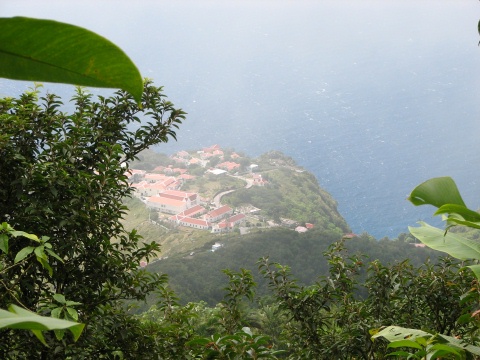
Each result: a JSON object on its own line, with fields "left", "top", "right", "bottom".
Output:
{"left": 144, "top": 228, "right": 441, "bottom": 307}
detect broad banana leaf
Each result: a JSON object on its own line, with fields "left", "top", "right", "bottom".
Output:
{"left": 409, "top": 222, "right": 480, "bottom": 279}
{"left": 409, "top": 222, "right": 480, "bottom": 261}
{"left": 0, "top": 17, "right": 143, "bottom": 102}
{"left": 408, "top": 177, "right": 466, "bottom": 208}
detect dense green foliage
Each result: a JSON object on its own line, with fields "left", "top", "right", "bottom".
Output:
{"left": 133, "top": 238, "right": 478, "bottom": 359}
{"left": 0, "top": 84, "right": 185, "bottom": 358}
{"left": 147, "top": 228, "right": 441, "bottom": 306}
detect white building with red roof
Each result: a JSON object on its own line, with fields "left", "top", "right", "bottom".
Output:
{"left": 211, "top": 213, "right": 246, "bottom": 233}
{"left": 188, "top": 157, "right": 206, "bottom": 167}
{"left": 178, "top": 217, "right": 211, "bottom": 230}
{"left": 204, "top": 205, "right": 233, "bottom": 222}
{"left": 180, "top": 174, "right": 196, "bottom": 181}
{"left": 218, "top": 162, "right": 240, "bottom": 172}
{"left": 147, "top": 190, "right": 200, "bottom": 214}
{"left": 146, "top": 196, "right": 188, "bottom": 214}
{"left": 252, "top": 174, "right": 268, "bottom": 186}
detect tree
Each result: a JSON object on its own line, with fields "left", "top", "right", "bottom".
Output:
{"left": 0, "top": 82, "right": 185, "bottom": 357}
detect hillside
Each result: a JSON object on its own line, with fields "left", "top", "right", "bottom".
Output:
{"left": 142, "top": 228, "right": 441, "bottom": 308}
{"left": 122, "top": 147, "right": 350, "bottom": 258}
{"left": 223, "top": 153, "right": 347, "bottom": 232}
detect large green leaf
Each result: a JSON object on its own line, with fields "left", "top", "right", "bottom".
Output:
{"left": 373, "top": 326, "right": 480, "bottom": 356}
{"left": 372, "top": 326, "right": 431, "bottom": 342}
{"left": 0, "top": 304, "right": 84, "bottom": 344}
{"left": 408, "top": 177, "right": 466, "bottom": 208}
{"left": 409, "top": 222, "right": 480, "bottom": 261}
{"left": 0, "top": 17, "right": 143, "bottom": 102}
{"left": 435, "top": 204, "right": 480, "bottom": 223}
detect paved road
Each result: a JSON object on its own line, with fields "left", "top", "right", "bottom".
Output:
{"left": 214, "top": 175, "right": 253, "bottom": 207}
{"left": 213, "top": 189, "right": 235, "bottom": 208}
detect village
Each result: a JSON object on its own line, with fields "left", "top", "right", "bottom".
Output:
{"left": 126, "top": 144, "right": 316, "bottom": 237}
{"left": 127, "top": 145, "right": 267, "bottom": 234}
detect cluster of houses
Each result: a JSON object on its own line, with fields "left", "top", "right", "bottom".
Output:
{"left": 126, "top": 145, "right": 255, "bottom": 233}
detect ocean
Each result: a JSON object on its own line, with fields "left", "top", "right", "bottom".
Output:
{"left": 3, "top": 0, "right": 480, "bottom": 239}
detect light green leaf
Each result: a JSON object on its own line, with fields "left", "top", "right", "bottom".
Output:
{"left": 372, "top": 326, "right": 431, "bottom": 342}
{"left": 0, "top": 233, "right": 8, "bottom": 253}
{"left": 0, "top": 304, "right": 84, "bottom": 342}
{"left": 444, "top": 218, "right": 480, "bottom": 230}
{"left": 0, "top": 17, "right": 143, "bottom": 102}
{"left": 427, "top": 343, "right": 463, "bottom": 357}
{"left": 436, "top": 334, "right": 480, "bottom": 356}
{"left": 34, "top": 246, "right": 47, "bottom": 261}
{"left": 386, "top": 351, "right": 415, "bottom": 357}
{"left": 50, "top": 307, "right": 62, "bottom": 319}
{"left": 37, "top": 258, "right": 53, "bottom": 277}
{"left": 66, "top": 307, "right": 78, "bottom": 321}
{"left": 14, "top": 246, "right": 35, "bottom": 263}
{"left": 54, "top": 329, "right": 65, "bottom": 341}
{"left": 53, "top": 294, "right": 66, "bottom": 305}
{"left": 409, "top": 222, "right": 480, "bottom": 261}
{"left": 435, "top": 204, "right": 480, "bottom": 222}
{"left": 408, "top": 177, "right": 465, "bottom": 208}
{"left": 65, "top": 300, "right": 82, "bottom": 307}
{"left": 242, "top": 326, "right": 253, "bottom": 336}
{"left": 467, "top": 264, "right": 480, "bottom": 280}
{"left": 10, "top": 230, "right": 39, "bottom": 242}
{"left": 388, "top": 340, "right": 424, "bottom": 350}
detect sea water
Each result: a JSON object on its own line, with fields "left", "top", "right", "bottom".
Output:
{"left": 2, "top": 0, "right": 480, "bottom": 239}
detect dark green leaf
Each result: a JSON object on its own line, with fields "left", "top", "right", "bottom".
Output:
{"left": 0, "top": 233, "right": 8, "bottom": 253}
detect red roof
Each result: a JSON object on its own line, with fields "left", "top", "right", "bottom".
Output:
{"left": 203, "top": 144, "right": 221, "bottom": 153}
{"left": 228, "top": 213, "right": 245, "bottom": 223}
{"left": 206, "top": 205, "right": 232, "bottom": 218}
{"left": 180, "top": 217, "right": 210, "bottom": 227}
{"left": 147, "top": 196, "right": 184, "bottom": 207}
{"left": 181, "top": 205, "right": 205, "bottom": 217}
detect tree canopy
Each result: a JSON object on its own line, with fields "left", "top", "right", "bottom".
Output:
{"left": 0, "top": 82, "right": 185, "bottom": 357}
